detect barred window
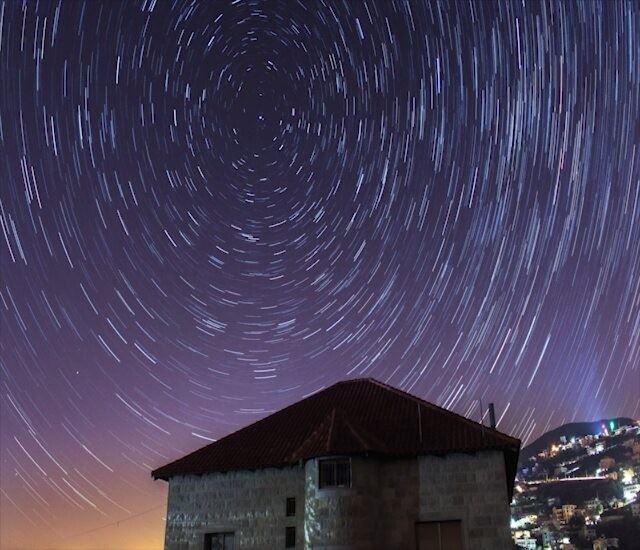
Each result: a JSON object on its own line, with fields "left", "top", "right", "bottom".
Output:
{"left": 318, "top": 457, "right": 351, "bottom": 488}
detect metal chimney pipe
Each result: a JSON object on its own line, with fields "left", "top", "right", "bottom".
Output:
{"left": 488, "top": 403, "right": 496, "bottom": 429}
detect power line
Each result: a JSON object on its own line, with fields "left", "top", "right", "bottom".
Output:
{"left": 63, "top": 503, "right": 165, "bottom": 540}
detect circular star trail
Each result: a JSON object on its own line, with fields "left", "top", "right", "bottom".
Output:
{"left": 1, "top": 1, "right": 639, "bottom": 548}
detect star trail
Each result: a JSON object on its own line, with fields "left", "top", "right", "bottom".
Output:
{"left": 1, "top": 1, "right": 639, "bottom": 548}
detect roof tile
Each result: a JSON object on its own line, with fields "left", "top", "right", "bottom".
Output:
{"left": 152, "top": 378, "right": 520, "bottom": 494}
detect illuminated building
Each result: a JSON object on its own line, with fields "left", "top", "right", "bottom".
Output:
{"left": 153, "top": 378, "right": 520, "bottom": 549}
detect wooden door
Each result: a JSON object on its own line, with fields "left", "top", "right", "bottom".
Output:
{"left": 416, "top": 520, "right": 464, "bottom": 550}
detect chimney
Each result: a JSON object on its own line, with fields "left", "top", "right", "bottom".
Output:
{"left": 488, "top": 403, "right": 496, "bottom": 429}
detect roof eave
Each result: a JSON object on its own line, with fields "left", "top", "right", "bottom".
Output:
{"left": 152, "top": 443, "right": 521, "bottom": 482}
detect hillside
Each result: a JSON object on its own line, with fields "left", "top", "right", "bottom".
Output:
{"left": 520, "top": 417, "right": 636, "bottom": 463}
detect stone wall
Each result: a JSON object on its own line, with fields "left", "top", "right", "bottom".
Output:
{"left": 303, "top": 457, "right": 380, "bottom": 549}
{"left": 302, "top": 457, "right": 421, "bottom": 550}
{"left": 164, "top": 466, "right": 305, "bottom": 550}
{"left": 377, "top": 458, "right": 420, "bottom": 549}
{"left": 418, "top": 450, "right": 512, "bottom": 550}
{"left": 163, "top": 451, "right": 511, "bottom": 550}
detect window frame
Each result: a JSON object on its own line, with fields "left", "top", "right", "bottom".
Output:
{"left": 317, "top": 456, "right": 352, "bottom": 489}
{"left": 286, "top": 496, "right": 296, "bottom": 517}
{"left": 203, "top": 531, "right": 235, "bottom": 550}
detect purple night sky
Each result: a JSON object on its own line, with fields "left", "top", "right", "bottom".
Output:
{"left": 1, "top": 1, "right": 639, "bottom": 548}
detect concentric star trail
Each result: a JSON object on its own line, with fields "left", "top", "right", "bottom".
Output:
{"left": 1, "top": 1, "right": 639, "bottom": 548}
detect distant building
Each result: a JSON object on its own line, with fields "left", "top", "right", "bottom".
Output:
{"left": 514, "top": 538, "right": 537, "bottom": 549}
{"left": 623, "top": 482, "right": 640, "bottom": 502}
{"left": 581, "top": 524, "right": 597, "bottom": 540}
{"left": 551, "top": 503, "right": 579, "bottom": 525}
{"left": 548, "top": 496, "right": 561, "bottom": 507}
{"left": 584, "top": 497, "right": 602, "bottom": 512}
{"left": 152, "top": 378, "right": 520, "bottom": 550}
{"left": 552, "top": 504, "right": 577, "bottom": 524}
{"left": 593, "top": 536, "right": 620, "bottom": 549}
{"left": 599, "top": 457, "right": 616, "bottom": 470}
{"left": 539, "top": 524, "right": 557, "bottom": 547}
{"left": 562, "top": 503, "right": 577, "bottom": 522}
{"left": 553, "top": 507, "right": 565, "bottom": 523}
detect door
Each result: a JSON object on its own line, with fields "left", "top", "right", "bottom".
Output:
{"left": 416, "top": 520, "right": 464, "bottom": 550}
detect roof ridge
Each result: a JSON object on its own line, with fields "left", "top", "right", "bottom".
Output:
{"left": 325, "top": 408, "right": 337, "bottom": 451}
{"left": 339, "top": 411, "right": 388, "bottom": 452}
{"left": 152, "top": 376, "right": 521, "bottom": 483}
{"left": 360, "top": 378, "right": 519, "bottom": 446}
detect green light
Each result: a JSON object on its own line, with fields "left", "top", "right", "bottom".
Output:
{"left": 609, "top": 420, "right": 615, "bottom": 431}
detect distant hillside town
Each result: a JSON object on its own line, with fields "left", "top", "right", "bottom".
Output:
{"left": 511, "top": 418, "right": 640, "bottom": 549}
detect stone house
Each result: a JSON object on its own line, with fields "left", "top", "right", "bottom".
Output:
{"left": 152, "top": 378, "right": 520, "bottom": 550}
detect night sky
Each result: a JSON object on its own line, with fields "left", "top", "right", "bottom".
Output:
{"left": 1, "top": 1, "right": 639, "bottom": 548}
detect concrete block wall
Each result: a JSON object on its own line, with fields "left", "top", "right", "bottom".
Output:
{"left": 164, "top": 466, "right": 305, "bottom": 550}
{"left": 377, "top": 458, "right": 420, "bottom": 549}
{"left": 303, "top": 457, "right": 380, "bottom": 549}
{"left": 418, "top": 450, "right": 512, "bottom": 550}
{"left": 162, "top": 450, "right": 512, "bottom": 550}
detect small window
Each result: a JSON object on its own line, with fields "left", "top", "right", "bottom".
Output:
{"left": 286, "top": 497, "right": 296, "bottom": 516}
{"left": 204, "top": 532, "right": 235, "bottom": 550}
{"left": 318, "top": 457, "right": 351, "bottom": 488}
{"left": 285, "top": 526, "right": 296, "bottom": 548}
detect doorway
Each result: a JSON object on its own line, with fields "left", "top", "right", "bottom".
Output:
{"left": 416, "top": 519, "right": 464, "bottom": 550}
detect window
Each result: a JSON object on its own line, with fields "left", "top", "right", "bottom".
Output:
{"left": 204, "top": 532, "right": 235, "bottom": 550}
{"left": 318, "top": 457, "right": 351, "bottom": 488}
{"left": 285, "top": 526, "right": 296, "bottom": 548}
{"left": 416, "top": 520, "right": 463, "bottom": 550}
{"left": 286, "top": 497, "right": 296, "bottom": 516}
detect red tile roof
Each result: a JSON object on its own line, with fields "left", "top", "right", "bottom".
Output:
{"left": 152, "top": 378, "right": 520, "bottom": 495}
